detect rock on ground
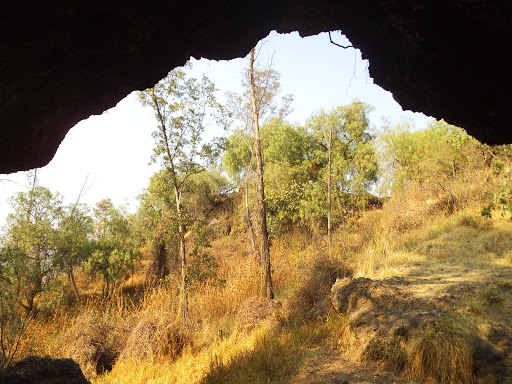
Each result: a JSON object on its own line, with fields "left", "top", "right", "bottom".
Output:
{"left": 0, "top": 355, "right": 91, "bottom": 384}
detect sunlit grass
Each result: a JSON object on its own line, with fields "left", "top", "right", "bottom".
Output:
{"left": 11, "top": 202, "right": 512, "bottom": 384}
{"left": 407, "top": 313, "right": 477, "bottom": 384}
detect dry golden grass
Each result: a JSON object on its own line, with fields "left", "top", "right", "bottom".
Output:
{"left": 407, "top": 313, "right": 477, "bottom": 384}
{"left": 363, "top": 336, "right": 407, "bottom": 372}
{"left": 81, "top": 231, "right": 344, "bottom": 384}
{"left": 11, "top": 190, "right": 512, "bottom": 384}
{"left": 93, "top": 317, "right": 303, "bottom": 384}
{"left": 287, "top": 254, "right": 352, "bottom": 322}
{"left": 345, "top": 205, "right": 512, "bottom": 279}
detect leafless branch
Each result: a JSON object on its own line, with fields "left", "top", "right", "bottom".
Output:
{"left": 0, "top": 179, "right": 29, "bottom": 188}
{"left": 329, "top": 31, "right": 354, "bottom": 49}
{"left": 71, "top": 174, "right": 91, "bottom": 212}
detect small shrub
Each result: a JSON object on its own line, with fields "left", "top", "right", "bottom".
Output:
{"left": 121, "top": 313, "right": 189, "bottom": 361}
{"left": 68, "top": 314, "right": 126, "bottom": 378}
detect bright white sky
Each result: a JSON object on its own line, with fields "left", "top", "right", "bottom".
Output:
{"left": 0, "top": 31, "right": 433, "bottom": 228}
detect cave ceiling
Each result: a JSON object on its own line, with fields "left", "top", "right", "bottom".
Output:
{"left": 1, "top": 1, "right": 510, "bottom": 174}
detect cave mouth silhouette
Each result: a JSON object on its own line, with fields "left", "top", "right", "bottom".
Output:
{"left": 1, "top": 1, "right": 509, "bottom": 174}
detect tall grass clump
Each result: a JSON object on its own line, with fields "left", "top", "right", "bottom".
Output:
{"left": 200, "top": 331, "right": 303, "bottom": 384}
{"left": 407, "top": 313, "right": 477, "bottom": 384}
{"left": 363, "top": 336, "right": 407, "bottom": 372}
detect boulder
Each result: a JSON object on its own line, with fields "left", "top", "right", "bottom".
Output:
{"left": 0, "top": 356, "right": 90, "bottom": 384}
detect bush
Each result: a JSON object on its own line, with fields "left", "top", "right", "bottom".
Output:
{"left": 121, "top": 313, "right": 189, "bottom": 361}
{"left": 68, "top": 314, "right": 127, "bottom": 378}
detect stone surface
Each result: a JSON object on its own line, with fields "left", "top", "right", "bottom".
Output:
{"left": 0, "top": 356, "right": 91, "bottom": 384}
{"left": 1, "top": 1, "right": 511, "bottom": 173}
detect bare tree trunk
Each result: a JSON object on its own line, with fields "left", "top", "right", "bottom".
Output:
{"left": 68, "top": 266, "right": 82, "bottom": 312}
{"left": 245, "top": 172, "right": 259, "bottom": 262}
{"left": 174, "top": 186, "right": 188, "bottom": 320}
{"left": 327, "top": 127, "right": 333, "bottom": 255}
{"left": 249, "top": 48, "right": 274, "bottom": 300}
{"left": 155, "top": 239, "right": 169, "bottom": 281}
{"left": 104, "top": 277, "right": 110, "bottom": 300}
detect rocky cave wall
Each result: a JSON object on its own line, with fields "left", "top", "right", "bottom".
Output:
{"left": 1, "top": 1, "right": 510, "bottom": 174}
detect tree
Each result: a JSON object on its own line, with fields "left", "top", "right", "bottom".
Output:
{"left": 379, "top": 119, "right": 483, "bottom": 197}
{"left": 54, "top": 203, "right": 92, "bottom": 311}
{"left": 137, "top": 167, "right": 229, "bottom": 286}
{"left": 137, "top": 170, "right": 179, "bottom": 285}
{"left": 307, "top": 102, "right": 378, "bottom": 232}
{"left": 0, "top": 245, "right": 28, "bottom": 368}
{"left": 139, "top": 63, "right": 224, "bottom": 319}
{"left": 222, "top": 128, "right": 259, "bottom": 259}
{"left": 223, "top": 118, "right": 316, "bottom": 234}
{"left": 87, "top": 199, "right": 137, "bottom": 299}
{"left": 248, "top": 48, "right": 274, "bottom": 299}
{"left": 226, "top": 48, "right": 293, "bottom": 299}
{"left": 2, "top": 186, "right": 62, "bottom": 313}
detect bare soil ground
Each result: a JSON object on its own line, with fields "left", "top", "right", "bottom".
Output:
{"left": 291, "top": 348, "right": 412, "bottom": 384}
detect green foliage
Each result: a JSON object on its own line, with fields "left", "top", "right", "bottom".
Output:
{"left": 137, "top": 170, "right": 180, "bottom": 242}
{"left": 308, "top": 101, "right": 378, "bottom": 191}
{"left": 0, "top": 246, "right": 28, "bottom": 368}
{"left": 137, "top": 167, "right": 230, "bottom": 284}
{"left": 222, "top": 128, "right": 253, "bottom": 183}
{"left": 2, "top": 186, "right": 63, "bottom": 312}
{"left": 266, "top": 181, "right": 305, "bottom": 234}
{"left": 222, "top": 102, "right": 379, "bottom": 233}
{"left": 183, "top": 168, "right": 232, "bottom": 218}
{"left": 304, "top": 101, "right": 378, "bottom": 227}
{"left": 54, "top": 203, "right": 93, "bottom": 274}
{"left": 186, "top": 223, "right": 225, "bottom": 291}
{"left": 0, "top": 185, "right": 65, "bottom": 364}
{"left": 37, "top": 280, "right": 72, "bottom": 311}
{"left": 379, "top": 119, "right": 481, "bottom": 196}
{"left": 138, "top": 62, "right": 225, "bottom": 180}
{"left": 263, "top": 118, "right": 317, "bottom": 187}
{"left": 87, "top": 199, "right": 138, "bottom": 296}
{"left": 480, "top": 186, "right": 512, "bottom": 219}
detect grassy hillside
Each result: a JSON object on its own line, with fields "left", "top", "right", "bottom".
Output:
{"left": 10, "top": 197, "right": 512, "bottom": 384}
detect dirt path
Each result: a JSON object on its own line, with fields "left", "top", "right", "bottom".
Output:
{"left": 291, "top": 348, "right": 412, "bottom": 384}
